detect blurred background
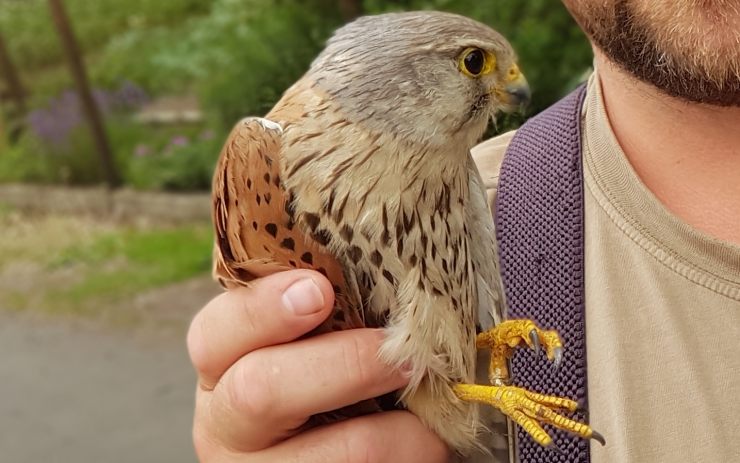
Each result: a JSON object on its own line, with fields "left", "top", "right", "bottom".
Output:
{"left": 0, "top": 0, "right": 591, "bottom": 461}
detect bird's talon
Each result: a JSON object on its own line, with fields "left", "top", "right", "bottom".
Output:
{"left": 529, "top": 329, "right": 541, "bottom": 356}
{"left": 552, "top": 346, "right": 563, "bottom": 369}
{"left": 547, "top": 442, "right": 567, "bottom": 456}
{"left": 591, "top": 430, "right": 607, "bottom": 446}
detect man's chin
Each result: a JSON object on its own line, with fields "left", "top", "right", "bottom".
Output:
{"left": 563, "top": 0, "right": 740, "bottom": 107}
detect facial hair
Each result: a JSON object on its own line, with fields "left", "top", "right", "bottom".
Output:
{"left": 564, "top": 0, "right": 740, "bottom": 106}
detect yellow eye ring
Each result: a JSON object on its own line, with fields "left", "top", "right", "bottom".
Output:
{"left": 458, "top": 47, "right": 495, "bottom": 78}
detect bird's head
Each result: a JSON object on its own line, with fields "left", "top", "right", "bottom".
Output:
{"left": 309, "top": 11, "right": 530, "bottom": 149}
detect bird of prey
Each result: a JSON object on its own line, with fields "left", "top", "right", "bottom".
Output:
{"left": 212, "top": 11, "right": 603, "bottom": 454}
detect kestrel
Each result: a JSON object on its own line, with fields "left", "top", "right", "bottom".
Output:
{"left": 212, "top": 11, "right": 604, "bottom": 454}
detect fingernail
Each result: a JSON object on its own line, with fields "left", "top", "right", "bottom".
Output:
{"left": 400, "top": 361, "right": 414, "bottom": 376}
{"left": 282, "top": 278, "right": 324, "bottom": 315}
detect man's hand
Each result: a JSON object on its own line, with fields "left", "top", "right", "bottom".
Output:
{"left": 187, "top": 269, "right": 449, "bottom": 462}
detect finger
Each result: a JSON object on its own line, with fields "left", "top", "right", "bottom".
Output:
{"left": 256, "top": 411, "right": 449, "bottom": 463}
{"left": 187, "top": 269, "right": 335, "bottom": 390}
{"left": 202, "top": 329, "right": 411, "bottom": 452}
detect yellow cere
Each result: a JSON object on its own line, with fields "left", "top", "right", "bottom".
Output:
{"left": 507, "top": 63, "right": 521, "bottom": 82}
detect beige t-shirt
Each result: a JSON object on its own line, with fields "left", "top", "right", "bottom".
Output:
{"left": 471, "top": 73, "right": 740, "bottom": 462}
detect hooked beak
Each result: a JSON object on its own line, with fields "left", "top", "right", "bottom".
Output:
{"left": 497, "top": 65, "right": 531, "bottom": 111}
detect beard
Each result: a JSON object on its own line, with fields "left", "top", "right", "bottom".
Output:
{"left": 563, "top": 0, "right": 740, "bottom": 106}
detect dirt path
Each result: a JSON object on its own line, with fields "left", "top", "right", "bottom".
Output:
{"left": 0, "top": 299, "right": 212, "bottom": 462}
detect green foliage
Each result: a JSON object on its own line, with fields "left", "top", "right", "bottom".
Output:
{"left": 192, "top": 0, "right": 343, "bottom": 125}
{"left": 126, "top": 131, "right": 223, "bottom": 191}
{"left": 0, "top": 134, "right": 49, "bottom": 183}
{"left": 0, "top": 0, "right": 209, "bottom": 71}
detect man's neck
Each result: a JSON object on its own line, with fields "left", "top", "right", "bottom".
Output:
{"left": 595, "top": 50, "right": 740, "bottom": 245}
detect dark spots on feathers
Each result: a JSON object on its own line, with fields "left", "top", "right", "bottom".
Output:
{"left": 340, "top": 224, "right": 354, "bottom": 242}
{"left": 301, "top": 252, "right": 313, "bottom": 265}
{"left": 381, "top": 230, "right": 391, "bottom": 247}
{"left": 287, "top": 155, "right": 312, "bottom": 177}
{"left": 325, "top": 190, "right": 336, "bottom": 214}
{"left": 280, "top": 237, "right": 295, "bottom": 250}
{"left": 265, "top": 223, "right": 278, "bottom": 238}
{"left": 312, "top": 228, "right": 332, "bottom": 246}
{"left": 334, "top": 194, "right": 349, "bottom": 223}
{"left": 382, "top": 270, "right": 396, "bottom": 286}
{"left": 263, "top": 173, "right": 271, "bottom": 184}
{"left": 347, "top": 245, "right": 362, "bottom": 264}
{"left": 252, "top": 221, "right": 258, "bottom": 230}
{"left": 285, "top": 192, "right": 296, "bottom": 218}
{"left": 304, "top": 212, "right": 320, "bottom": 231}
{"left": 246, "top": 178, "right": 252, "bottom": 189}
{"left": 370, "top": 250, "right": 383, "bottom": 267}
{"left": 402, "top": 209, "right": 416, "bottom": 234}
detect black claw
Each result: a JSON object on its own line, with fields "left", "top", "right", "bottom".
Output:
{"left": 552, "top": 347, "right": 563, "bottom": 369}
{"left": 529, "top": 329, "right": 541, "bottom": 356}
{"left": 546, "top": 442, "right": 566, "bottom": 456}
{"left": 591, "top": 430, "right": 606, "bottom": 446}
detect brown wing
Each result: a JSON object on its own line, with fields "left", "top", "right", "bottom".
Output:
{"left": 211, "top": 117, "right": 360, "bottom": 329}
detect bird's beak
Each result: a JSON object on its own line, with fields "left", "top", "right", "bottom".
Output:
{"left": 497, "top": 64, "right": 531, "bottom": 111}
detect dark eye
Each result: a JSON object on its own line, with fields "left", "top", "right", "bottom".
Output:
{"left": 463, "top": 49, "right": 485, "bottom": 75}
{"left": 458, "top": 48, "right": 494, "bottom": 78}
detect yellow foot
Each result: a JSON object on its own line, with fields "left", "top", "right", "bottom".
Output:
{"left": 453, "top": 383, "right": 606, "bottom": 448}
{"left": 477, "top": 319, "right": 564, "bottom": 385}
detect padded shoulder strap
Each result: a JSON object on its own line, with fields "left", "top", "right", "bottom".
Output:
{"left": 495, "top": 84, "right": 589, "bottom": 463}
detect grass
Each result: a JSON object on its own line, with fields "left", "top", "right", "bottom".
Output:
{"left": 0, "top": 212, "right": 213, "bottom": 319}
{"left": 48, "top": 225, "right": 213, "bottom": 307}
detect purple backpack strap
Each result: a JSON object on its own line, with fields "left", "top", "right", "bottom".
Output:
{"left": 495, "top": 84, "right": 589, "bottom": 463}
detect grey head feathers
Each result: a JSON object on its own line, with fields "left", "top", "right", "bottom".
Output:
{"left": 307, "top": 11, "right": 518, "bottom": 149}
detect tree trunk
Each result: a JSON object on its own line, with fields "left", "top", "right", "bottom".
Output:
{"left": 0, "top": 29, "right": 27, "bottom": 142}
{"left": 338, "top": 0, "right": 362, "bottom": 21}
{"left": 48, "top": 0, "right": 121, "bottom": 188}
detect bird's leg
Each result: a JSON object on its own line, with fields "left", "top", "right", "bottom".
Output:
{"left": 452, "top": 320, "right": 605, "bottom": 448}
{"left": 478, "top": 319, "right": 563, "bottom": 385}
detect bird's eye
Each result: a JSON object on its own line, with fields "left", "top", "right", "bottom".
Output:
{"left": 458, "top": 48, "right": 494, "bottom": 78}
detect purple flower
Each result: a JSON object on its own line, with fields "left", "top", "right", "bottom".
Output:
{"left": 170, "top": 135, "right": 189, "bottom": 147}
{"left": 25, "top": 81, "right": 150, "bottom": 148}
{"left": 115, "top": 81, "right": 149, "bottom": 109}
{"left": 134, "top": 144, "right": 151, "bottom": 157}
{"left": 199, "top": 129, "right": 215, "bottom": 140}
